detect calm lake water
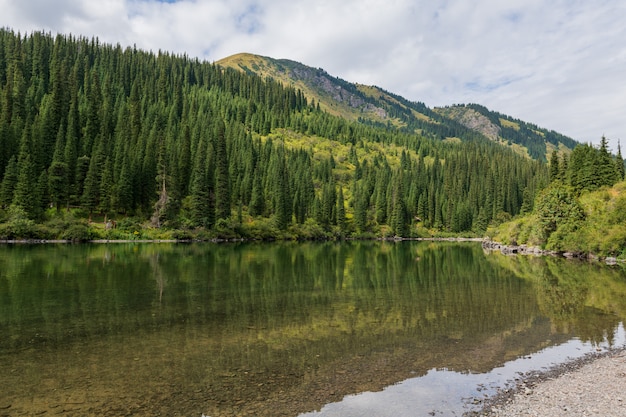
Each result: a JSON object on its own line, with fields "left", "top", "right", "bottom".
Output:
{"left": 1, "top": 241, "right": 625, "bottom": 416}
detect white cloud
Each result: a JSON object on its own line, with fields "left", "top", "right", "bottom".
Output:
{"left": 0, "top": 0, "right": 624, "bottom": 150}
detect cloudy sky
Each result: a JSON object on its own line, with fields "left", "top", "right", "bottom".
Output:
{"left": 1, "top": 0, "right": 625, "bottom": 150}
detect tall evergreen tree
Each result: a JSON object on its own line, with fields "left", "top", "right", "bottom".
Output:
{"left": 249, "top": 165, "right": 265, "bottom": 217}
{"left": 12, "top": 126, "right": 39, "bottom": 219}
{"left": 214, "top": 120, "right": 230, "bottom": 221}
{"left": 549, "top": 150, "right": 560, "bottom": 182}
{"left": 0, "top": 155, "right": 18, "bottom": 208}
{"left": 336, "top": 185, "right": 346, "bottom": 234}
{"left": 616, "top": 141, "right": 625, "bottom": 180}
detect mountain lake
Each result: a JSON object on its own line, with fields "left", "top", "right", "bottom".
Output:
{"left": 1, "top": 241, "right": 625, "bottom": 416}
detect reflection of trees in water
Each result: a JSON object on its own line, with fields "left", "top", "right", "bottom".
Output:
{"left": 509, "top": 255, "right": 626, "bottom": 346}
{"left": 537, "top": 263, "right": 589, "bottom": 321}
{"left": 2, "top": 242, "right": 625, "bottom": 352}
{"left": 3, "top": 242, "right": 626, "bottom": 416}
{"left": 150, "top": 253, "right": 165, "bottom": 303}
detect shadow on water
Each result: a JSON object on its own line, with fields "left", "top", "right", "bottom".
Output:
{"left": 0, "top": 241, "right": 625, "bottom": 416}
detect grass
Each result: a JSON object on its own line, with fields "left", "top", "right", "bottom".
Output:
{"left": 499, "top": 118, "right": 520, "bottom": 130}
{"left": 490, "top": 180, "right": 626, "bottom": 258}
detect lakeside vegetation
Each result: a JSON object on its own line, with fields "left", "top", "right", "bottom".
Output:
{"left": 490, "top": 137, "right": 626, "bottom": 258}
{"left": 0, "top": 29, "right": 550, "bottom": 241}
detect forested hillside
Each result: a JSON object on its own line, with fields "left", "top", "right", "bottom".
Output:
{"left": 436, "top": 104, "right": 579, "bottom": 161}
{"left": 218, "top": 54, "right": 579, "bottom": 161}
{"left": 491, "top": 136, "right": 626, "bottom": 256}
{"left": 0, "top": 29, "right": 549, "bottom": 240}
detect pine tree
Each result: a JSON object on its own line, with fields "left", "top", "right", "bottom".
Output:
{"left": 98, "top": 157, "right": 114, "bottom": 217}
{"left": 36, "top": 169, "right": 48, "bottom": 217}
{"left": 271, "top": 149, "right": 290, "bottom": 230}
{"left": 83, "top": 69, "right": 102, "bottom": 155}
{"left": 353, "top": 185, "right": 368, "bottom": 233}
{"left": 597, "top": 135, "right": 619, "bottom": 187}
{"left": 214, "top": 120, "right": 230, "bottom": 221}
{"left": 249, "top": 165, "right": 265, "bottom": 216}
{"left": 151, "top": 134, "right": 170, "bottom": 228}
{"left": 390, "top": 172, "right": 408, "bottom": 236}
{"left": 12, "top": 126, "right": 39, "bottom": 219}
{"left": 64, "top": 93, "right": 80, "bottom": 202}
{"left": 189, "top": 139, "right": 213, "bottom": 228}
{"left": 48, "top": 159, "right": 68, "bottom": 212}
{"left": 336, "top": 185, "right": 346, "bottom": 234}
{"left": 81, "top": 139, "right": 105, "bottom": 218}
{"left": 0, "top": 156, "right": 18, "bottom": 208}
{"left": 74, "top": 155, "right": 91, "bottom": 204}
{"left": 114, "top": 157, "right": 134, "bottom": 214}
{"left": 616, "top": 141, "right": 625, "bottom": 180}
{"left": 48, "top": 128, "right": 69, "bottom": 212}
{"left": 549, "top": 150, "right": 560, "bottom": 182}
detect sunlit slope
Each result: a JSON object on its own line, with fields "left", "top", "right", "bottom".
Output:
{"left": 218, "top": 53, "right": 579, "bottom": 161}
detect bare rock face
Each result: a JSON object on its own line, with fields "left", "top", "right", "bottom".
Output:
{"left": 289, "top": 65, "right": 387, "bottom": 118}
{"left": 455, "top": 108, "right": 501, "bottom": 141}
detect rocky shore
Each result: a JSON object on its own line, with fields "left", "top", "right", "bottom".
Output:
{"left": 481, "top": 240, "right": 623, "bottom": 265}
{"left": 471, "top": 348, "right": 626, "bottom": 416}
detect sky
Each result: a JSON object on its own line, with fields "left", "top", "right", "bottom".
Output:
{"left": 1, "top": 0, "right": 625, "bottom": 150}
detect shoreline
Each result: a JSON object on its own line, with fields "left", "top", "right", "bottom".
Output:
{"left": 1, "top": 237, "right": 623, "bottom": 262}
{"left": 0, "top": 237, "right": 486, "bottom": 244}
{"left": 470, "top": 347, "right": 626, "bottom": 416}
{"left": 2, "top": 236, "right": 624, "bottom": 266}
{"left": 481, "top": 239, "right": 626, "bottom": 265}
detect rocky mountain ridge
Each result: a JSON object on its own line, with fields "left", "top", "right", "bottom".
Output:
{"left": 218, "top": 53, "right": 579, "bottom": 161}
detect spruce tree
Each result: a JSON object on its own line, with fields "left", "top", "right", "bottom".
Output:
{"left": 81, "top": 139, "right": 105, "bottom": 218}
{"left": 616, "top": 141, "right": 625, "bottom": 180}
{"left": 214, "top": 120, "right": 230, "bottom": 221}
{"left": 353, "top": 186, "right": 368, "bottom": 233}
{"left": 98, "top": 157, "right": 114, "bottom": 217}
{"left": 549, "top": 150, "right": 560, "bottom": 182}
{"left": 336, "top": 185, "right": 346, "bottom": 234}
{"left": 115, "top": 157, "right": 134, "bottom": 214}
{"left": 0, "top": 155, "right": 18, "bottom": 208}
{"left": 12, "top": 126, "right": 39, "bottom": 219}
{"left": 48, "top": 128, "right": 69, "bottom": 212}
{"left": 13, "top": 152, "right": 38, "bottom": 219}
{"left": 597, "top": 135, "right": 619, "bottom": 187}
{"left": 249, "top": 166, "right": 265, "bottom": 216}
{"left": 189, "top": 140, "right": 214, "bottom": 228}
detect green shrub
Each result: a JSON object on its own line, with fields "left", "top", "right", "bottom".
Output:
{"left": 170, "top": 229, "right": 194, "bottom": 241}
{"left": 289, "top": 219, "right": 329, "bottom": 240}
{"left": 60, "top": 223, "right": 94, "bottom": 242}
{"left": 215, "top": 218, "right": 240, "bottom": 239}
{"left": 0, "top": 206, "right": 37, "bottom": 239}
{"left": 116, "top": 217, "right": 144, "bottom": 233}
{"left": 535, "top": 182, "right": 585, "bottom": 243}
{"left": 597, "top": 225, "right": 626, "bottom": 257}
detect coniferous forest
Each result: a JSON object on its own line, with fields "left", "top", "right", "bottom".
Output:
{"left": 491, "top": 136, "right": 626, "bottom": 256}
{"left": 0, "top": 29, "right": 569, "bottom": 241}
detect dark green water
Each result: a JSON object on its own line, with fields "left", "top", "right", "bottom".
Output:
{"left": 1, "top": 241, "right": 625, "bottom": 416}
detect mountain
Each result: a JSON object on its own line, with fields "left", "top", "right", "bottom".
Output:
{"left": 218, "top": 53, "right": 578, "bottom": 161}
{"left": 0, "top": 29, "right": 550, "bottom": 240}
{"left": 435, "top": 104, "right": 579, "bottom": 161}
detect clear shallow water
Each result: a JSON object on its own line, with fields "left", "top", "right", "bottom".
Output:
{"left": 1, "top": 241, "right": 625, "bottom": 416}
{"left": 302, "top": 323, "right": 626, "bottom": 416}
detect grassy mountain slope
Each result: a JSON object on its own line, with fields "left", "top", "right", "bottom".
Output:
{"left": 436, "top": 104, "right": 579, "bottom": 161}
{"left": 218, "top": 53, "right": 579, "bottom": 161}
{"left": 490, "top": 181, "right": 626, "bottom": 258}
{"left": 218, "top": 53, "right": 396, "bottom": 122}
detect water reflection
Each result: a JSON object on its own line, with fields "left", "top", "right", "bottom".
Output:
{"left": 0, "top": 242, "right": 625, "bottom": 416}
{"left": 303, "top": 323, "right": 626, "bottom": 417}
